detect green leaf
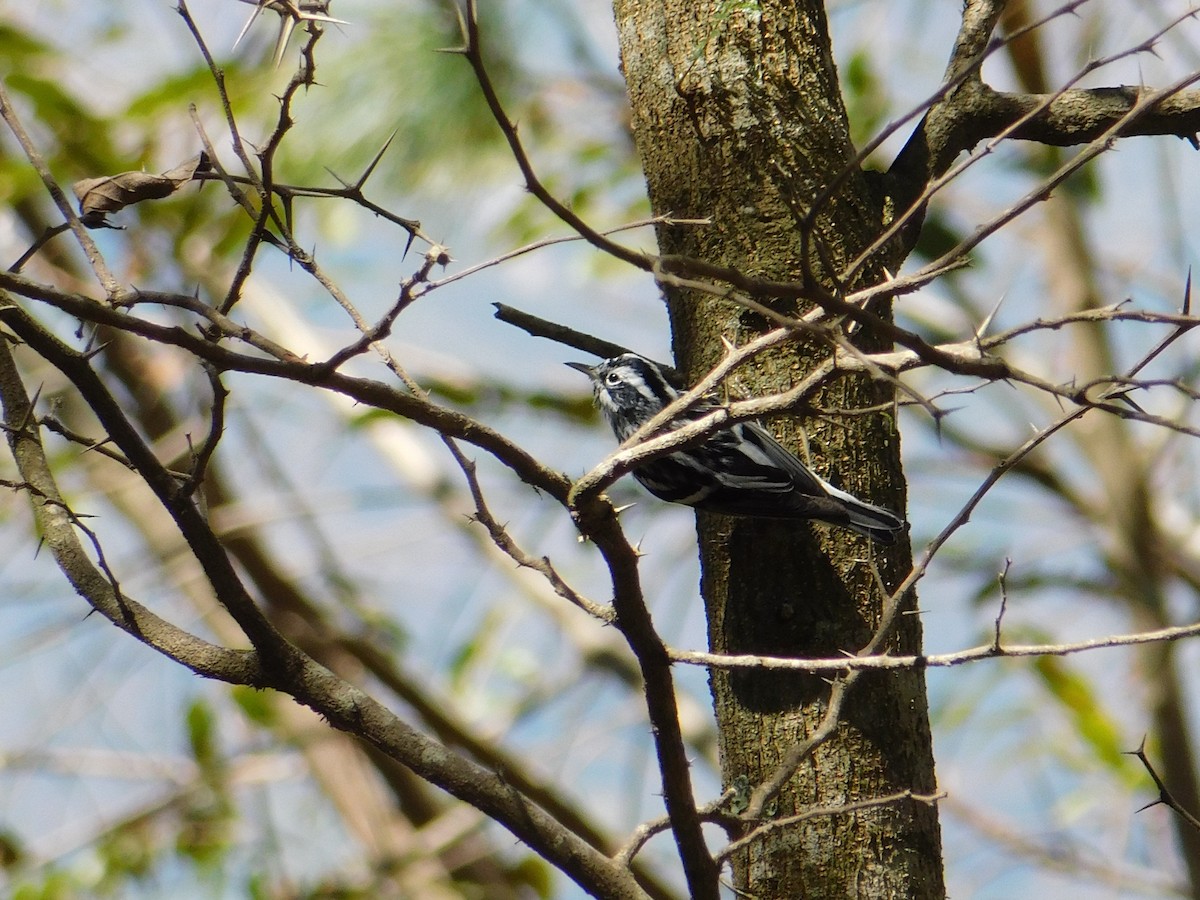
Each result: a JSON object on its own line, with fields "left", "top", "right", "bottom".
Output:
{"left": 185, "top": 698, "right": 219, "bottom": 769}
{"left": 844, "top": 50, "right": 889, "bottom": 149}
{"left": 509, "top": 854, "right": 554, "bottom": 898}
{"left": 231, "top": 685, "right": 278, "bottom": 727}
{"left": 11, "top": 868, "right": 76, "bottom": 900}
{"left": 1031, "top": 654, "right": 1129, "bottom": 775}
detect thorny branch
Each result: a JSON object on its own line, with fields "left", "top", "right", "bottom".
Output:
{"left": 0, "top": 81, "right": 119, "bottom": 296}
{"left": 1130, "top": 738, "right": 1200, "bottom": 834}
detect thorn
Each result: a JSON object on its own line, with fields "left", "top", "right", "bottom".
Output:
{"left": 16, "top": 383, "right": 44, "bottom": 434}
{"left": 1124, "top": 735, "right": 1149, "bottom": 757}
{"left": 272, "top": 16, "right": 297, "bottom": 68}
{"left": 79, "top": 437, "right": 114, "bottom": 457}
{"left": 1184, "top": 268, "right": 1192, "bottom": 315}
{"left": 1111, "top": 390, "right": 1147, "bottom": 415}
{"left": 324, "top": 166, "right": 354, "bottom": 190}
{"left": 233, "top": 0, "right": 267, "bottom": 50}
{"left": 82, "top": 341, "right": 112, "bottom": 361}
{"left": 355, "top": 130, "right": 397, "bottom": 189}
{"left": 302, "top": 12, "right": 348, "bottom": 26}
{"left": 975, "top": 293, "right": 1006, "bottom": 340}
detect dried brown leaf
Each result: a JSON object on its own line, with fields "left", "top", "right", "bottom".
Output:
{"left": 72, "top": 152, "right": 211, "bottom": 227}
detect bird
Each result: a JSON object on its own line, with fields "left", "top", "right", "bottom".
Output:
{"left": 566, "top": 352, "right": 905, "bottom": 544}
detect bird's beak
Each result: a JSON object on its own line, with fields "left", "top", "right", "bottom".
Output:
{"left": 564, "top": 361, "right": 596, "bottom": 377}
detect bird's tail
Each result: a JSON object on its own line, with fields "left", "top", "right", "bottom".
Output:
{"left": 823, "top": 483, "right": 906, "bottom": 545}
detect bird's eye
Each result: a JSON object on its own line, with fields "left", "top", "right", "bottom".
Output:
{"left": 605, "top": 371, "right": 621, "bottom": 386}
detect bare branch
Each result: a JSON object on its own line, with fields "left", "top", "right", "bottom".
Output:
{"left": 889, "top": 3, "right": 1200, "bottom": 202}
{"left": 1130, "top": 738, "right": 1200, "bottom": 834}
{"left": 455, "top": 0, "right": 654, "bottom": 273}
{"left": 493, "top": 303, "right": 680, "bottom": 381}
{"left": 719, "top": 792, "right": 944, "bottom": 865}
{"left": 670, "top": 618, "right": 1200, "bottom": 673}
{"left": 0, "top": 80, "right": 119, "bottom": 295}
{"left": 0, "top": 332, "right": 258, "bottom": 681}
{"left": 446, "top": 440, "right": 615, "bottom": 625}
{"left": 0, "top": 278, "right": 571, "bottom": 499}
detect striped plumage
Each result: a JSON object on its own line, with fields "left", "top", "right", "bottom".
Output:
{"left": 567, "top": 353, "right": 905, "bottom": 544}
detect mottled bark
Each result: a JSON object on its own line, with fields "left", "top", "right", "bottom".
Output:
{"left": 613, "top": 1, "right": 945, "bottom": 896}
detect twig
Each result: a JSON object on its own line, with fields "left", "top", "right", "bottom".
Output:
{"left": 993, "top": 557, "right": 1012, "bottom": 652}
{"left": 181, "top": 366, "right": 228, "bottom": 497}
{"left": 717, "top": 791, "right": 944, "bottom": 864}
{"left": 318, "top": 245, "right": 449, "bottom": 372}
{"left": 7, "top": 223, "right": 70, "bottom": 273}
{"left": 492, "top": 303, "right": 679, "bottom": 379}
{"left": 0, "top": 331, "right": 257, "bottom": 679}
{"left": 447, "top": 442, "right": 615, "bottom": 625}
{"left": 615, "top": 790, "right": 735, "bottom": 867}
{"left": 429, "top": 215, "right": 706, "bottom": 292}
{"left": 669, "top": 618, "right": 1200, "bottom": 672}
{"left": 1129, "top": 738, "right": 1200, "bottom": 833}
{"left": 453, "top": 0, "right": 653, "bottom": 273}
{"left": 0, "top": 81, "right": 118, "bottom": 296}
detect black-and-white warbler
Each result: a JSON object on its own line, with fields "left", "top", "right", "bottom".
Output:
{"left": 567, "top": 353, "right": 905, "bottom": 544}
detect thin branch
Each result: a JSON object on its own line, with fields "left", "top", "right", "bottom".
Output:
{"left": 717, "top": 791, "right": 944, "bottom": 865}
{"left": 670, "top": 618, "right": 1200, "bottom": 672}
{"left": 993, "top": 557, "right": 1012, "bottom": 652}
{"left": 492, "top": 303, "right": 679, "bottom": 380}
{"left": 181, "top": 365, "right": 227, "bottom": 497}
{"left": 614, "top": 790, "right": 734, "bottom": 868}
{"left": 0, "top": 334, "right": 258, "bottom": 681}
{"left": 446, "top": 441, "right": 615, "bottom": 625}
{"left": 7, "top": 223, "right": 70, "bottom": 273}
{"left": 454, "top": 0, "right": 654, "bottom": 274}
{"left": 429, "top": 215, "right": 707, "bottom": 292}
{"left": 318, "top": 244, "right": 449, "bottom": 372}
{"left": 0, "top": 280, "right": 571, "bottom": 500}
{"left": 1130, "top": 738, "right": 1200, "bottom": 833}
{"left": 0, "top": 81, "right": 118, "bottom": 296}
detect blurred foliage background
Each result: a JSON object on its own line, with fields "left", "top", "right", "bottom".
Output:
{"left": 2, "top": 0, "right": 1200, "bottom": 897}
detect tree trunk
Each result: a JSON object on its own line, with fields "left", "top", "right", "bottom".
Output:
{"left": 612, "top": 1, "right": 945, "bottom": 895}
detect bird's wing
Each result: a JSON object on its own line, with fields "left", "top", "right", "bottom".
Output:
{"left": 714, "top": 421, "right": 830, "bottom": 496}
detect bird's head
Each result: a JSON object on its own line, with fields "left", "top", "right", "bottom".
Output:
{"left": 566, "top": 353, "right": 678, "bottom": 440}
